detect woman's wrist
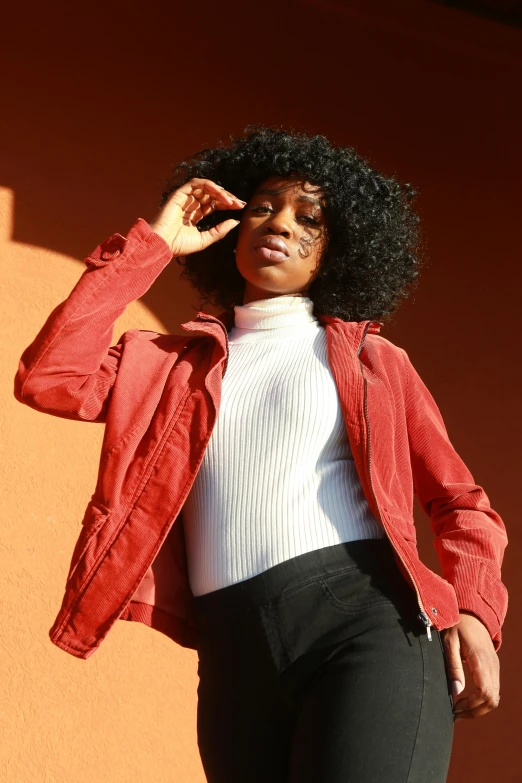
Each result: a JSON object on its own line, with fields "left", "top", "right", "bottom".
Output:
{"left": 148, "top": 221, "right": 176, "bottom": 251}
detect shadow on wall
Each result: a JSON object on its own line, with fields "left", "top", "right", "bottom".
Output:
{"left": 1, "top": 183, "right": 207, "bottom": 782}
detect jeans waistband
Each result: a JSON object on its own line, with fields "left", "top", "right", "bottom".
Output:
{"left": 193, "top": 537, "right": 400, "bottom": 616}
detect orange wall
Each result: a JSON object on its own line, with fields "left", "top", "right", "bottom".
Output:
{"left": 1, "top": 1, "right": 520, "bottom": 780}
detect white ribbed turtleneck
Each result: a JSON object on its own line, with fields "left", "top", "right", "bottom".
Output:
{"left": 231, "top": 293, "right": 319, "bottom": 334}
{"left": 182, "top": 294, "right": 384, "bottom": 596}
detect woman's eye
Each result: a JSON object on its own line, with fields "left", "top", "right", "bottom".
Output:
{"left": 250, "top": 205, "right": 319, "bottom": 224}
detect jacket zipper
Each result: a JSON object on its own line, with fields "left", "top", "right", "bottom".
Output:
{"left": 359, "top": 323, "right": 433, "bottom": 641}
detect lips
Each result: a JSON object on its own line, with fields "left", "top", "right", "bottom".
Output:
{"left": 254, "top": 236, "right": 289, "bottom": 263}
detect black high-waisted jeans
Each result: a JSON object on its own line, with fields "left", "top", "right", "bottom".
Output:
{"left": 194, "top": 537, "right": 455, "bottom": 783}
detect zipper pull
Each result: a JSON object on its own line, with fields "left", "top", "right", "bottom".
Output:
{"left": 418, "top": 611, "right": 433, "bottom": 641}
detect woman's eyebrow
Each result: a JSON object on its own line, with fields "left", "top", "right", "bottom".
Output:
{"left": 296, "top": 195, "right": 323, "bottom": 208}
{"left": 255, "top": 188, "right": 285, "bottom": 198}
{"left": 255, "top": 188, "right": 324, "bottom": 208}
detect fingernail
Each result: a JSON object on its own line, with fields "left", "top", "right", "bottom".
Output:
{"left": 451, "top": 680, "right": 464, "bottom": 696}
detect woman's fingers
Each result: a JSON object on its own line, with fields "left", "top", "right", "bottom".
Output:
{"left": 179, "top": 178, "right": 245, "bottom": 209}
{"left": 195, "top": 189, "right": 245, "bottom": 211}
{"left": 172, "top": 178, "right": 246, "bottom": 217}
{"left": 198, "top": 217, "right": 241, "bottom": 250}
{"left": 191, "top": 189, "right": 232, "bottom": 208}
{"left": 183, "top": 196, "right": 242, "bottom": 228}
{"left": 453, "top": 647, "right": 500, "bottom": 720}
{"left": 441, "top": 627, "right": 465, "bottom": 698}
{"left": 150, "top": 177, "right": 245, "bottom": 255}
{"left": 176, "top": 177, "right": 225, "bottom": 197}
{"left": 449, "top": 613, "right": 501, "bottom": 721}
{"left": 184, "top": 202, "right": 218, "bottom": 227}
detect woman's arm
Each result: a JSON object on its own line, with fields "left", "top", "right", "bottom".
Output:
{"left": 14, "top": 178, "right": 245, "bottom": 423}
{"left": 400, "top": 347, "right": 507, "bottom": 719}
{"left": 14, "top": 219, "right": 173, "bottom": 422}
{"left": 399, "top": 346, "right": 508, "bottom": 650}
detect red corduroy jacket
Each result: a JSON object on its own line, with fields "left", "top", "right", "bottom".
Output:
{"left": 14, "top": 218, "right": 509, "bottom": 659}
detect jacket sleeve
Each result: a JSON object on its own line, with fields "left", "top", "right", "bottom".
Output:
{"left": 399, "top": 347, "right": 508, "bottom": 651}
{"left": 14, "top": 218, "right": 173, "bottom": 423}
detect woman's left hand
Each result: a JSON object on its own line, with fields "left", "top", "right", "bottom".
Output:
{"left": 440, "top": 611, "right": 500, "bottom": 720}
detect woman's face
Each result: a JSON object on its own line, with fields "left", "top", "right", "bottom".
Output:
{"left": 234, "top": 175, "right": 329, "bottom": 305}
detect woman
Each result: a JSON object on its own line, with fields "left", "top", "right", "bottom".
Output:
{"left": 15, "top": 126, "right": 508, "bottom": 782}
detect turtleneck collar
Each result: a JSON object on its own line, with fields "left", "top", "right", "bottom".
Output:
{"left": 232, "top": 294, "right": 318, "bottom": 331}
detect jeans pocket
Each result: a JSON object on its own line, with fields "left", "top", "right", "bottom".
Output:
{"left": 319, "top": 566, "right": 398, "bottom": 614}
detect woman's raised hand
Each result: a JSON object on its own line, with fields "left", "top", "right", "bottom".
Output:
{"left": 149, "top": 177, "right": 246, "bottom": 256}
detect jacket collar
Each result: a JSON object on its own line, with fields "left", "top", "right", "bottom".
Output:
{"left": 181, "top": 309, "right": 383, "bottom": 357}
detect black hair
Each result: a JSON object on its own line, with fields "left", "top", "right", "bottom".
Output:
{"left": 158, "top": 124, "right": 425, "bottom": 323}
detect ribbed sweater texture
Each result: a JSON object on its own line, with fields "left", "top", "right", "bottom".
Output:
{"left": 182, "top": 294, "right": 384, "bottom": 596}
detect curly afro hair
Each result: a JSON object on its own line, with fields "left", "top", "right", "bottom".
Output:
{"left": 158, "top": 124, "right": 425, "bottom": 324}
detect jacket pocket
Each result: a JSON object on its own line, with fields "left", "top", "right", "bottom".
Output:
{"left": 382, "top": 509, "right": 417, "bottom": 543}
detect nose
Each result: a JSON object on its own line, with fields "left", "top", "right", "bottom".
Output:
{"left": 264, "top": 209, "right": 292, "bottom": 239}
